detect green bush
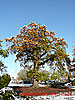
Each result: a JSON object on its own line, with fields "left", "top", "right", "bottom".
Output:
{"left": 49, "top": 81, "right": 61, "bottom": 88}
{"left": 73, "top": 79, "right": 75, "bottom": 86}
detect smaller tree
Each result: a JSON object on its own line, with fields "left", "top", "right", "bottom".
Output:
{"left": 17, "top": 65, "right": 32, "bottom": 82}
{"left": 0, "top": 40, "right": 11, "bottom": 89}
{"left": 0, "top": 40, "right": 11, "bottom": 99}
{"left": 50, "top": 68, "right": 68, "bottom": 82}
{"left": 17, "top": 69, "right": 28, "bottom": 81}
{"left": 17, "top": 69, "right": 50, "bottom": 83}
{"left": 0, "top": 40, "right": 8, "bottom": 58}
{"left": 0, "top": 39, "right": 8, "bottom": 73}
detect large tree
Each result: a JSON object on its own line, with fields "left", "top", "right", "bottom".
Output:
{"left": 5, "top": 22, "right": 70, "bottom": 87}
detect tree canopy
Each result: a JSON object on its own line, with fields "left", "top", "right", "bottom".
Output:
{"left": 5, "top": 22, "right": 71, "bottom": 84}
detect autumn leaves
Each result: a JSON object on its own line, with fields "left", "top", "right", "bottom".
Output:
{"left": 4, "top": 22, "right": 70, "bottom": 71}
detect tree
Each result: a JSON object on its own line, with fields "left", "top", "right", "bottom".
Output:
{"left": 0, "top": 40, "right": 8, "bottom": 58}
{"left": 50, "top": 70, "right": 68, "bottom": 82}
{"left": 0, "top": 39, "right": 8, "bottom": 72}
{"left": 17, "top": 69, "right": 28, "bottom": 81}
{"left": 0, "top": 39, "right": 11, "bottom": 89}
{"left": 5, "top": 22, "right": 70, "bottom": 87}
{"left": 17, "top": 65, "right": 33, "bottom": 83}
{"left": 0, "top": 40, "right": 11, "bottom": 100}
{"left": 17, "top": 69, "right": 50, "bottom": 83}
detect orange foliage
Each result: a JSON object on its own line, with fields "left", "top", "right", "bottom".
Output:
{"left": 53, "top": 37, "right": 57, "bottom": 41}
{"left": 68, "top": 65, "right": 72, "bottom": 69}
{"left": 50, "top": 31, "right": 55, "bottom": 35}
{"left": 61, "top": 43, "right": 64, "bottom": 46}
{"left": 5, "top": 38, "right": 10, "bottom": 42}
{"left": 23, "top": 25, "right": 27, "bottom": 29}
{"left": 73, "top": 57, "right": 75, "bottom": 61}
{"left": 61, "top": 38, "right": 64, "bottom": 40}
{"left": 50, "top": 35, "right": 54, "bottom": 38}
{"left": 34, "top": 32, "right": 37, "bottom": 35}
{"left": 5, "top": 22, "right": 69, "bottom": 70}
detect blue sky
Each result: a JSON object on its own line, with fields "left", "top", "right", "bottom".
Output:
{"left": 0, "top": 0, "right": 75, "bottom": 78}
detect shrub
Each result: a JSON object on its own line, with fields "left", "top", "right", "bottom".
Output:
{"left": 73, "top": 79, "right": 75, "bottom": 86}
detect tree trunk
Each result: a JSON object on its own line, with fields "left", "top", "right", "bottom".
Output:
{"left": 32, "top": 62, "right": 39, "bottom": 88}
{"left": 33, "top": 79, "right": 39, "bottom": 88}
